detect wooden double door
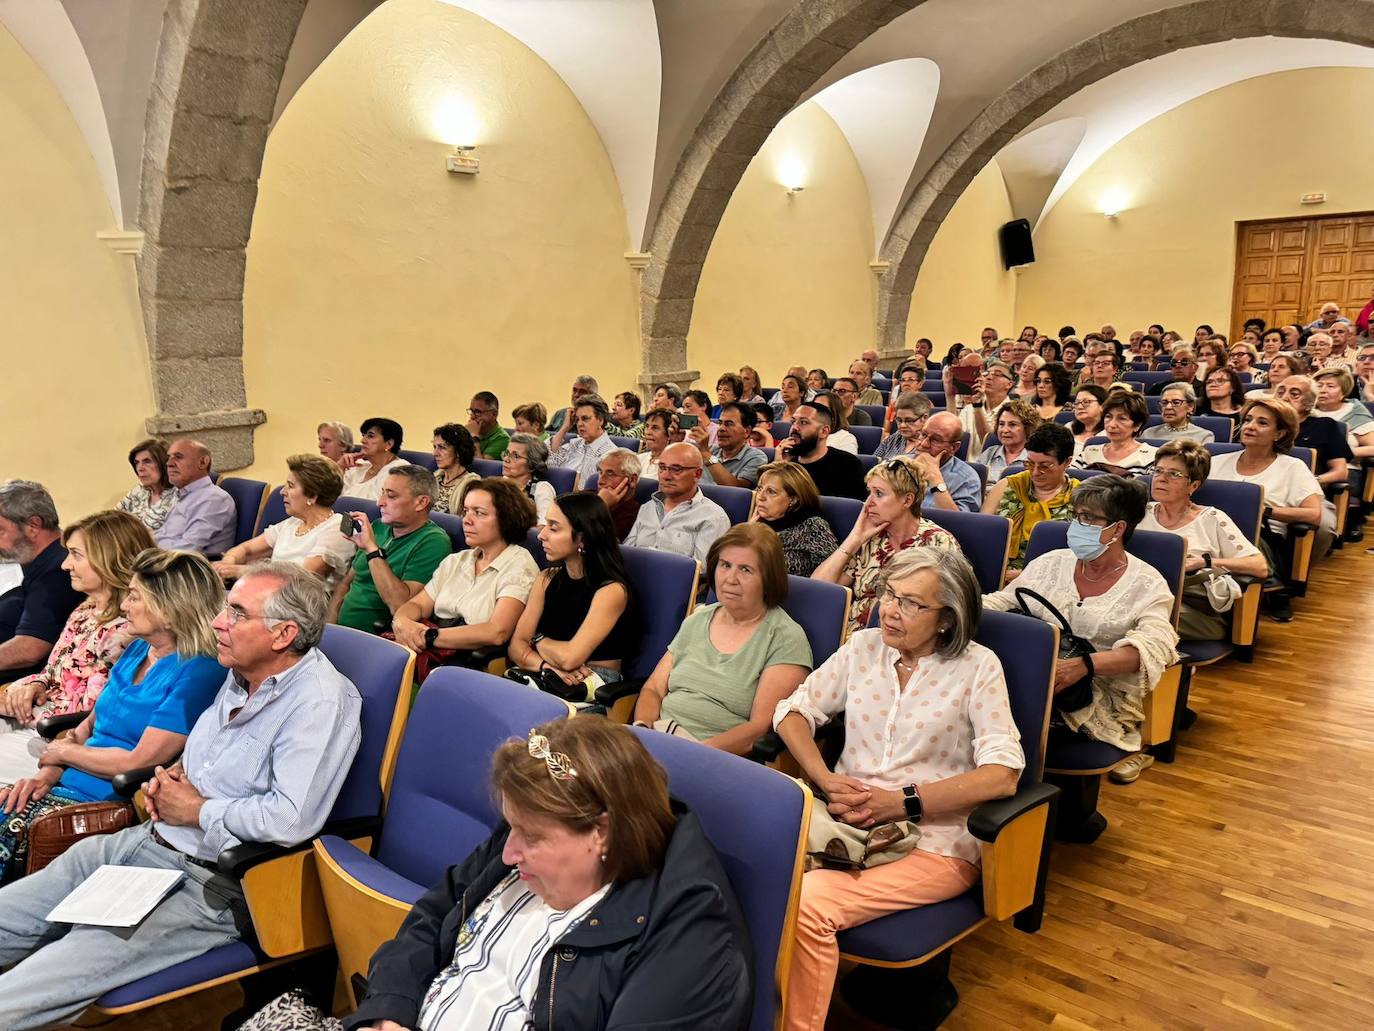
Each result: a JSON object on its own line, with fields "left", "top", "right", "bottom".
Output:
{"left": 1232, "top": 212, "right": 1374, "bottom": 338}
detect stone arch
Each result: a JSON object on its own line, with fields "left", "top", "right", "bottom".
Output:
{"left": 136, "top": 0, "right": 308, "bottom": 467}
{"left": 638, "top": 0, "right": 923, "bottom": 389}
{"left": 875, "top": 0, "right": 1374, "bottom": 356}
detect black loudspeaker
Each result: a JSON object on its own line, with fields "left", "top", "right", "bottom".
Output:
{"left": 999, "top": 219, "right": 1035, "bottom": 269}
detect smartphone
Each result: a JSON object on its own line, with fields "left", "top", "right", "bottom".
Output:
{"left": 677, "top": 413, "right": 699, "bottom": 430}
{"left": 951, "top": 365, "right": 979, "bottom": 395}
{"left": 339, "top": 512, "right": 359, "bottom": 537}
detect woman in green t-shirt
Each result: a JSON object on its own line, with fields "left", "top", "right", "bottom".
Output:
{"left": 632, "top": 523, "right": 812, "bottom": 754}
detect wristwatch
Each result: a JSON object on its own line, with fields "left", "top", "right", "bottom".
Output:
{"left": 706, "top": 455, "right": 721, "bottom": 466}
{"left": 366, "top": 548, "right": 386, "bottom": 562}
{"left": 902, "top": 785, "right": 923, "bottom": 822}
{"left": 424, "top": 627, "right": 440, "bottom": 649}
{"left": 930, "top": 482, "right": 948, "bottom": 495}
{"left": 1202, "top": 553, "right": 1213, "bottom": 569}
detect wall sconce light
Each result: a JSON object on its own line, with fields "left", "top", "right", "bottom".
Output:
{"left": 446, "top": 145, "right": 480, "bottom": 175}
{"left": 778, "top": 153, "right": 806, "bottom": 196}
{"left": 786, "top": 184, "right": 804, "bottom": 196}
{"left": 1098, "top": 188, "right": 1129, "bottom": 220}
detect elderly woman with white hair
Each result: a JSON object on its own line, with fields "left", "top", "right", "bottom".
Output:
{"left": 984, "top": 475, "right": 1178, "bottom": 830}
{"left": 500, "top": 432, "right": 557, "bottom": 525}
{"left": 774, "top": 547, "right": 1024, "bottom": 1031}
{"left": 316, "top": 421, "right": 355, "bottom": 468}
{"left": 1141, "top": 382, "right": 1216, "bottom": 444}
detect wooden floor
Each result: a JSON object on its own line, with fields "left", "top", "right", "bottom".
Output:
{"left": 102, "top": 542, "right": 1374, "bottom": 1031}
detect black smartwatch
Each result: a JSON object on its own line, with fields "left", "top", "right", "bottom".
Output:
{"left": 902, "top": 784, "right": 923, "bottom": 822}
{"left": 366, "top": 548, "right": 386, "bottom": 563}
{"left": 424, "top": 627, "right": 440, "bottom": 649}
{"left": 1202, "top": 553, "right": 1213, "bottom": 569}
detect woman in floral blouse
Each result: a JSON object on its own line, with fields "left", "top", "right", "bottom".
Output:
{"left": 0, "top": 511, "right": 152, "bottom": 782}
{"left": 811, "top": 456, "right": 959, "bottom": 635}
{"left": 115, "top": 438, "right": 175, "bottom": 532}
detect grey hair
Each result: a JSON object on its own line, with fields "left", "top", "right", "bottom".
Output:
{"left": 654, "top": 382, "right": 684, "bottom": 408}
{"left": 879, "top": 547, "right": 981, "bottom": 658}
{"left": 243, "top": 560, "right": 330, "bottom": 654}
{"left": 575, "top": 374, "right": 600, "bottom": 392}
{"left": 1281, "top": 376, "right": 1316, "bottom": 411}
{"left": 0, "top": 480, "right": 59, "bottom": 531}
{"left": 508, "top": 433, "right": 549, "bottom": 477}
{"left": 388, "top": 464, "right": 440, "bottom": 510}
{"left": 893, "top": 392, "right": 934, "bottom": 418}
{"left": 316, "top": 421, "right": 355, "bottom": 448}
{"left": 1159, "top": 381, "right": 1197, "bottom": 406}
{"left": 1071, "top": 475, "right": 1147, "bottom": 544}
{"left": 601, "top": 447, "right": 641, "bottom": 477}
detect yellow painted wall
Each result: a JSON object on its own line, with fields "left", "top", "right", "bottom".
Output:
{"left": 906, "top": 160, "right": 1018, "bottom": 351}
{"left": 241, "top": 0, "right": 639, "bottom": 481}
{"left": 1016, "top": 67, "right": 1374, "bottom": 334}
{"left": 688, "top": 102, "right": 876, "bottom": 389}
{"left": 0, "top": 26, "right": 153, "bottom": 522}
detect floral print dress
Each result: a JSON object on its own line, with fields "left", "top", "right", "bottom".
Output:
{"left": 845, "top": 523, "right": 958, "bottom": 636}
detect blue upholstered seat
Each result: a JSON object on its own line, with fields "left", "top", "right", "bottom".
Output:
{"left": 397, "top": 448, "right": 437, "bottom": 470}
{"left": 920, "top": 507, "right": 1011, "bottom": 593}
{"left": 699, "top": 481, "right": 755, "bottom": 524}
{"left": 851, "top": 425, "right": 883, "bottom": 454}
{"left": 430, "top": 511, "right": 465, "bottom": 551}
{"left": 259, "top": 484, "right": 287, "bottom": 532}
{"left": 217, "top": 477, "right": 269, "bottom": 546}
{"left": 332, "top": 495, "right": 381, "bottom": 524}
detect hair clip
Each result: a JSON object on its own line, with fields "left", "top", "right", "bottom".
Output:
{"left": 528, "top": 730, "right": 578, "bottom": 781}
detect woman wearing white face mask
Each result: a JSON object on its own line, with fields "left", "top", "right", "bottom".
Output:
{"left": 983, "top": 476, "right": 1177, "bottom": 841}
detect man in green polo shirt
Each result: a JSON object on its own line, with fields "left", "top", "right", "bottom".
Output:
{"left": 331, "top": 464, "right": 452, "bottom": 633}
{"left": 466, "top": 391, "right": 511, "bottom": 460}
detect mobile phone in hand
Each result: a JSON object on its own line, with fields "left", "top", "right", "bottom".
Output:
{"left": 339, "top": 512, "right": 359, "bottom": 537}
{"left": 677, "top": 413, "right": 699, "bottom": 429}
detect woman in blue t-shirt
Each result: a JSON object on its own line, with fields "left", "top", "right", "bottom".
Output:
{"left": 0, "top": 548, "right": 226, "bottom": 880}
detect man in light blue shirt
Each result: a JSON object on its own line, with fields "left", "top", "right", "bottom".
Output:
{"left": 0, "top": 563, "right": 361, "bottom": 1030}
{"left": 624, "top": 443, "right": 730, "bottom": 567}
{"left": 155, "top": 439, "right": 236, "bottom": 556}
{"left": 915, "top": 411, "right": 982, "bottom": 513}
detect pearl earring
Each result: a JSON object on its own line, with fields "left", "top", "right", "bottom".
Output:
{"left": 600, "top": 852, "right": 607, "bottom": 863}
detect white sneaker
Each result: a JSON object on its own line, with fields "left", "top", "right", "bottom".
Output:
{"left": 1109, "top": 752, "right": 1155, "bottom": 784}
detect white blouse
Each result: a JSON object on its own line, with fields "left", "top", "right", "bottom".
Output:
{"left": 1137, "top": 503, "right": 1261, "bottom": 563}
{"left": 773, "top": 629, "right": 1024, "bottom": 865}
{"left": 341, "top": 457, "right": 408, "bottom": 501}
{"left": 1076, "top": 440, "right": 1157, "bottom": 477}
{"left": 984, "top": 551, "right": 1177, "bottom": 751}
{"left": 828, "top": 429, "right": 859, "bottom": 455}
{"left": 418, "top": 872, "right": 609, "bottom": 1031}
{"left": 261, "top": 516, "right": 357, "bottom": 588}
{"left": 425, "top": 546, "right": 539, "bottom": 624}
{"left": 1207, "top": 451, "right": 1322, "bottom": 537}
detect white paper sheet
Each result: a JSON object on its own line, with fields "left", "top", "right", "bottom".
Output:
{"left": 46, "top": 864, "right": 185, "bottom": 927}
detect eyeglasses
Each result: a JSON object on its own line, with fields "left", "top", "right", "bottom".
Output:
{"left": 912, "top": 431, "right": 957, "bottom": 446}
{"left": 1073, "top": 513, "right": 1110, "bottom": 528}
{"left": 1159, "top": 398, "right": 1188, "bottom": 407}
{"left": 1072, "top": 399, "right": 1097, "bottom": 408}
{"left": 1155, "top": 468, "right": 1191, "bottom": 481}
{"left": 467, "top": 407, "right": 492, "bottom": 417}
{"left": 879, "top": 585, "right": 942, "bottom": 619}
{"left": 219, "top": 603, "right": 278, "bottom": 628}
{"left": 527, "top": 730, "right": 577, "bottom": 781}
{"left": 657, "top": 463, "right": 699, "bottom": 476}
{"left": 1171, "top": 359, "right": 1196, "bottom": 367}
{"left": 1025, "top": 460, "right": 1063, "bottom": 474}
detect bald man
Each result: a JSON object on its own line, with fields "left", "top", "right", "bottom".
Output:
{"left": 623, "top": 442, "right": 729, "bottom": 567}
{"left": 913, "top": 411, "right": 981, "bottom": 512}
{"left": 155, "top": 438, "right": 237, "bottom": 555}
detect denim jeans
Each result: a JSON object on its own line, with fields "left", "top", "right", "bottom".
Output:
{"left": 0, "top": 823, "right": 246, "bottom": 1030}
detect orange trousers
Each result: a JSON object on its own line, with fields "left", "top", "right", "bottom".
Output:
{"left": 783, "top": 849, "right": 979, "bottom": 1031}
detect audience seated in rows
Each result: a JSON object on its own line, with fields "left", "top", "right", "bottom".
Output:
{"left": 340, "top": 418, "right": 407, "bottom": 503}
{"left": 0, "top": 482, "right": 83, "bottom": 677}
{"left": 623, "top": 442, "right": 729, "bottom": 567}
{"left": 549, "top": 393, "right": 616, "bottom": 490}
{"left": 738, "top": 364, "right": 766, "bottom": 405}
{"left": 712, "top": 373, "right": 743, "bottom": 419}
{"left": 315, "top": 421, "right": 354, "bottom": 470}
{"left": 983, "top": 422, "right": 1080, "bottom": 579}
{"left": 1139, "top": 440, "right": 1268, "bottom": 641}
{"left": 832, "top": 377, "right": 872, "bottom": 426}
{"left": 1314, "top": 367, "right": 1374, "bottom": 456}
{"left": 1078, "top": 391, "right": 1157, "bottom": 478}
{"left": 0, "top": 548, "right": 226, "bottom": 880}
{"left": 0, "top": 511, "right": 151, "bottom": 782}
{"left": 752, "top": 461, "right": 841, "bottom": 577}
{"left": 771, "top": 373, "right": 807, "bottom": 422}
{"left": 1070, "top": 384, "right": 1108, "bottom": 453}
{"left": 611, "top": 390, "right": 645, "bottom": 440}
{"left": 636, "top": 408, "right": 677, "bottom": 479}
{"left": 813, "top": 390, "right": 860, "bottom": 455}
{"left": 343, "top": 717, "right": 752, "bottom": 1030}
{"left": 1146, "top": 350, "right": 1201, "bottom": 395}
{"left": 774, "top": 547, "right": 1024, "bottom": 1031}
{"left": 1265, "top": 351, "right": 1305, "bottom": 388}
{"left": 1032, "top": 362, "right": 1073, "bottom": 423}
{"left": 330, "top": 466, "right": 451, "bottom": 633}
{"left": 546, "top": 374, "right": 599, "bottom": 436}
{"left": 813, "top": 455, "right": 958, "bottom": 635}
{"left": 116, "top": 439, "right": 175, "bottom": 532}
{"left": 682, "top": 390, "right": 719, "bottom": 448}
{"left": 431, "top": 423, "right": 480, "bottom": 514}
{"left": 501, "top": 432, "right": 556, "bottom": 524}
{"left": 1276, "top": 377, "right": 1352, "bottom": 490}
{"left": 156, "top": 439, "right": 236, "bottom": 556}
{"left": 508, "top": 494, "right": 636, "bottom": 695}
{"left": 0, "top": 563, "right": 361, "bottom": 1029}
{"left": 958, "top": 361, "right": 1013, "bottom": 461}
{"left": 390, "top": 479, "right": 538, "bottom": 666}
{"left": 465, "top": 391, "right": 510, "bottom": 460}
{"left": 511, "top": 402, "right": 548, "bottom": 440}
{"left": 777, "top": 403, "right": 866, "bottom": 501}
{"left": 913, "top": 410, "right": 981, "bottom": 512}
{"left": 985, "top": 476, "right": 1178, "bottom": 827}
{"left": 1198, "top": 367, "right": 1246, "bottom": 433}
{"left": 633, "top": 523, "right": 811, "bottom": 752}
{"left": 214, "top": 455, "right": 356, "bottom": 589}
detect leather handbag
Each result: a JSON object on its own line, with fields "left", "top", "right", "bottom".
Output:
{"left": 26, "top": 801, "right": 137, "bottom": 875}
{"left": 504, "top": 666, "right": 590, "bottom": 704}
{"left": 1013, "top": 587, "right": 1097, "bottom": 712}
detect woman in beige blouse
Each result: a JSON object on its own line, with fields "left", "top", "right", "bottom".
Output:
{"left": 775, "top": 547, "right": 1024, "bottom": 1031}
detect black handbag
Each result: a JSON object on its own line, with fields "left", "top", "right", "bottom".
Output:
{"left": 504, "top": 666, "right": 589, "bottom": 703}
{"left": 1013, "top": 587, "right": 1096, "bottom": 712}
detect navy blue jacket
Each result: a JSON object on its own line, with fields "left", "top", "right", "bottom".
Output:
{"left": 346, "top": 804, "right": 752, "bottom": 1030}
